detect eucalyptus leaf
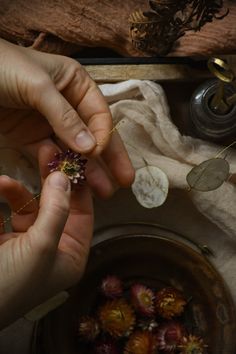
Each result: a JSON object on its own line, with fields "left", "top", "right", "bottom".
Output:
{"left": 186, "top": 158, "right": 230, "bottom": 192}
{"left": 132, "top": 166, "right": 169, "bottom": 208}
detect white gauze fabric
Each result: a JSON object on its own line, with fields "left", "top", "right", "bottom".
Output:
{"left": 100, "top": 80, "right": 236, "bottom": 238}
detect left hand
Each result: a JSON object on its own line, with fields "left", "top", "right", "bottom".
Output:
{"left": 0, "top": 158, "right": 93, "bottom": 329}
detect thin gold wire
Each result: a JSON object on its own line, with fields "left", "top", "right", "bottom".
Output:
{"left": 96, "top": 120, "right": 125, "bottom": 146}
{"left": 215, "top": 140, "right": 236, "bottom": 158}
{"left": 0, "top": 193, "right": 40, "bottom": 228}
{"left": 0, "top": 120, "right": 125, "bottom": 228}
{"left": 1, "top": 125, "right": 233, "bottom": 226}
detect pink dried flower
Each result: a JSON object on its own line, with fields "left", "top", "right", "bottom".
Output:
{"left": 77, "top": 316, "right": 100, "bottom": 341}
{"left": 94, "top": 338, "right": 119, "bottom": 354}
{"left": 130, "top": 284, "right": 155, "bottom": 317}
{"left": 157, "top": 320, "right": 186, "bottom": 352}
{"left": 124, "top": 330, "right": 158, "bottom": 354}
{"left": 48, "top": 149, "right": 87, "bottom": 185}
{"left": 178, "top": 334, "right": 208, "bottom": 354}
{"left": 156, "top": 287, "right": 187, "bottom": 319}
{"left": 100, "top": 275, "right": 123, "bottom": 299}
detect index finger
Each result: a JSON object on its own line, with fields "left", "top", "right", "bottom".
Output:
{"left": 76, "top": 81, "right": 113, "bottom": 155}
{"left": 60, "top": 65, "right": 113, "bottom": 155}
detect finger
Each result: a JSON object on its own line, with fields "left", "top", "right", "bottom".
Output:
{"left": 31, "top": 172, "right": 70, "bottom": 252}
{"left": 38, "top": 144, "right": 60, "bottom": 181}
{"left": 101, "top": 131, "right": 135, "bottom": 187}
{"left": 0, "top": 232, "right": 18, "bottom": 245}
{"left": 61, "top": 66, "right": 113, "bottom": 156}
{"left": 85, "top": 158, "right": 118, "bottom": 199}
{"left": 0, "top": 175, "right": 37, "bottom": 212}
{"left": 38, "top": 143, "right": 117, "bottom": 199}
{"left": 0, "top": 175, "right": 38, "bottom": 232}
{"left": 23, "top": 137, "right": 57, "bottom": 160}
{"left": 34, "top": 78, "right": 97, "bottom": 154}
{"left": 58, "top": 185, "right": 93, "bottom": 262}
{"left": 75, "top": 84, "right": 113, "bottom": 156}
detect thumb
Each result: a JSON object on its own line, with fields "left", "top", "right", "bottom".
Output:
{"left": 31, "top": 172, "right": 70, "bottom": 251}
{"left": 35, "top": 80, "right": 96, "bottom": 154}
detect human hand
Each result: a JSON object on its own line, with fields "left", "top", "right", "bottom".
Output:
{"left": 0, "top": 38, "right": 134, "bottom": 197}
{"left": 0, "top": 155, "right": 93, "bottom": 329}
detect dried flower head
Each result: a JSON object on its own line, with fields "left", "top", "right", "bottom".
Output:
{"left": 94, "top": 338, "right": 119, "bottom": 354}
{"left": 77, "top": 316, "right": 100, "bottom": 341}
{"left": 129, "top": 0, "right": 228, "bottom": 55}
{"left": 124, "top": 330, "right": 158, "bottom": 354}
{"left": 78, "top": 316, "right": 100, "bottom": 342}
{"left": 156, "top": 287, "right": 187, "bottom": 319}
{"left": 130, "top": 284, "right": 155, "bottom": 317}
{"left": 137, "top": 318, "right": 158, "bottom": 332}
{"left": 100, "top": 275, "right": 123, "bottom": 299}
{"left": 157, "top": 321, "right": 186, "bottom": 352}
{"left": 178, "top": 334, "right": 208, "bottom": 354}
{"left": 48, "top": 149, "right": 87, "bottom": 185}
{"left": 98, "top": 298, "right": 135, "bottom": 338}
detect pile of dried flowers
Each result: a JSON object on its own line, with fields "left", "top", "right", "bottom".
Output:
{"left": 77, "top": 275, "right": 208, "bottom": 353}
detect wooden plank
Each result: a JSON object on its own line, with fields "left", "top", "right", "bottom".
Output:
{"left": 84, "top": 64, "right": 211, "bottom": 83}
{"left": 85, "top": 55, "right": 236, "bottom": 83}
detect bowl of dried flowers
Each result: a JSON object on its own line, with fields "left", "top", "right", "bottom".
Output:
{"left": 33, "top": 224, "right": 236, "bottom": 354}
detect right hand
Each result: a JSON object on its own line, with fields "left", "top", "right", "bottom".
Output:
{"left": 0, "top": 38, "right": 135, "bottom": 198}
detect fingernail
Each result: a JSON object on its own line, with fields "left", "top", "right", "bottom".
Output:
{"left": 48, "top": 172, "right": 69, "bottom": 191}
{"left": 75, "top": 130, "right": 96, "bottom": 150}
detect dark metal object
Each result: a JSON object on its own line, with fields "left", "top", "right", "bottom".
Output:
{"left": 207, "top": 57, "right": 236, "bottom": 114}
{"left": 32, "top": 224, "right": 236, "bottom": 354}
{"left": 190, "top": 79, "right": 236, "bottom": 142}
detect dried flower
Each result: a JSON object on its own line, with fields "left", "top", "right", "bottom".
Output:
{"left": 98, "top": 299, "right": 135, "bottom": 338}
{"left": 94, "top": 338, "right": 119, "bottom": 354}
{"left": 129, "top": 0, "right": 228, "bottom": 55}
{"left": 77, "top": 316, "right": 100, "bottom": 341}
{"left": 178, "top": 334, "right": 208, "bottom": 354}
{"left": 156, "top": 287, "right": 186, "bottom": 319}
{"left": 124, "top": 330, "right": 158, "bottom": 354}
{"left": 100, "top": 275, "right": 123, "bottom": 299}
{"left": 137, "top": 318, "right": 158, "bottom": 332}
{"left": 130, "top": 284, "right": 155, "bottom": 317}
{"left": 48, "top": 149, "right": 87, "bottom": 185}
{"left": 157, "top": 321, "right": 186, "bottom": 352}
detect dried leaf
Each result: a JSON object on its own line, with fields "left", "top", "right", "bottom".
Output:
{"left": 132, "top": 166, "right": 169, "bottom": 208}
{"left": 186, "top": 158, "right": 230, "bottom": 192}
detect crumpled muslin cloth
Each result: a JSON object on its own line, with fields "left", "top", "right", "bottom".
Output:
{"left": 0, "top": 79, "right": 236, "bottom": 237}
{"left": 100, "top": 80, "right": 236, "bottom": 238}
